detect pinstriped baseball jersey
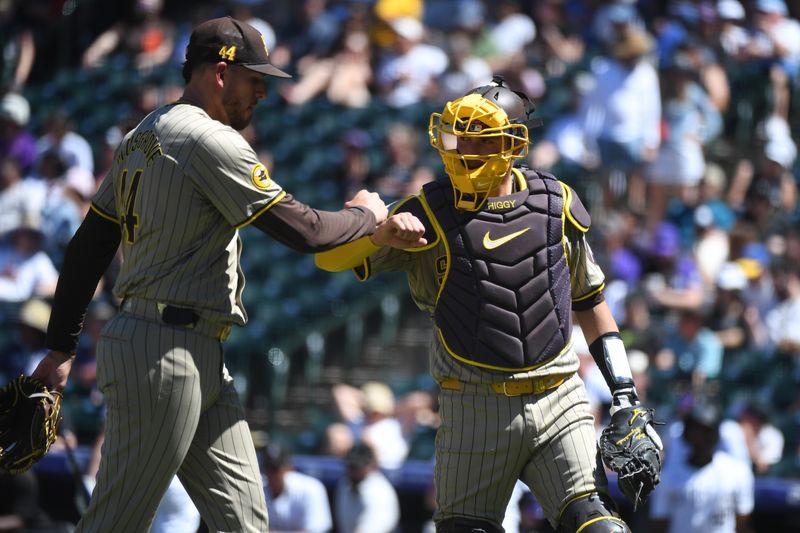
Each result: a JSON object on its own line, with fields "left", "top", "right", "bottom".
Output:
{"left": 40, "top": 16, "right": 389, "bottom": 533}
{"left": 76, "top": 101, "right": 280, "bottom": 532}
{"left": 91, "top": 102, "right": 285, "bottom": 325}
{"left": 355, "top": 169, "right": 609, "bottom": 528}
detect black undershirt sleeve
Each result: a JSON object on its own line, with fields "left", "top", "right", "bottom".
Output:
{"left": 46, "top": 210, "right": 122, "bottom": 353}
{"left": 252, "top": 192, "right": 377, "bottom": 253}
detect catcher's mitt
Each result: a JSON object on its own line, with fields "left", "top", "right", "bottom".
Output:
{"left": 599, "top": 405, "right": 662, "bottom": 510}
{"left": 0, "top": 376, "right": 62, "bottom": 474}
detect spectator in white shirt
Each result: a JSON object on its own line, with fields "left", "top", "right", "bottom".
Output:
{"left": 661, "top": 394, "right": 751, "bottom": 469}
{"left": 262, "top": 443, "right": 333, "bottom": 533}
{"left": 579, "top": 26, "right": 660, "bottom": 212}
{"left": 529, "top": 71, "right": 600, "bottom": 184}
{"left": 715, "top": 0, "right": 750, "bottom": 58}
{"left": 645, "top": 60, "right": 723, "bottom": 230}
{"left": 359, "top": 382, "right": 409, "bottom": 469}
{"left": 484, "top": 0, "right": 536, "bottom": 72}
{"left": 376, "top": 17, "right": 448, "bottom": 108}
{"left": 0, "top": 157, "right": 46, "bottom": 236}
{"left": 748, "top": 0, "right": 800, "bottom": 120}
{"left": 651, "top": 401, "right": 754, "bottom": 533}
{"left": 229, "top": 0, "right": 276, "bottom": 52}
{"left": 35, "top": 110, "right": 94, "bottom": 175}
{"left": 330, "top": 381, "right": 410, "bottom": 470}
{"left": 589, "top": 1, "right": 646, "bottom": 48}
{"left": 764, "top": 259, "right": 800, "bottom": 357}
{"left": 435, "top": 30, "right": 492, "bottom": 103}
{"left": 0, "top": 225, "right": 58, "bottom": 302}
{"left": 150, "top": 477, "right": 201, "bottom": 533}
{"left": 737, "top": 402, "right": 785, "bottom": 475}
{"left": 334, "top": 442, "right": 400, "bottom": 533}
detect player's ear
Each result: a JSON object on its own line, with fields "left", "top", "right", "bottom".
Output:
{"left": 216, "top": 63, "right": 228, "bottom": 86}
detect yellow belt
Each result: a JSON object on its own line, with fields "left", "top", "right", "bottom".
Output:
{"left": 439, "top": 373, "right": 570, "bottom": 397}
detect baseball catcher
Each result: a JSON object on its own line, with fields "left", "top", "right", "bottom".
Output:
{"left": 0, "top": 375, "right": 62, "bottom": 474}
{"left": 316, "top": 75, "right": 664, "bottom": 532}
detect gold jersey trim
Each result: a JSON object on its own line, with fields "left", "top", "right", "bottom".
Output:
{"left": 573, "top": 282, "right": 605, "bottom": 303}
{"left": 235, "top": 190, "right": 286, "bottom": 229}
{"left": 561, "top": 182, "right": 589, "bottom": 232}
{"left": 559, "top": 180, "right": 598, "bottom": 302}
{"left": 418, "top": 190, "right": 449, "bottom": 304}
{"left": 576, "top": 516, "right": 628, "bottom": 533}
{"left": 511, "top": 168, "right": 529, "bottom": 191}
{"left": 90, "top": 203, "right": 119, "bottom": 223}
{"left": 355, "top": 258, "right": 370, "bottom": 281}
{"left": 436, "top": 327, "right": 574, "bottom": 372}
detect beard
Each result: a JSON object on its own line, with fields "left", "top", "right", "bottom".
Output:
{"left": 222, "top": 94, "right": 254, "bottom": 131}
{"left": 227, "top": 108, "right": 253, "bottom": 131}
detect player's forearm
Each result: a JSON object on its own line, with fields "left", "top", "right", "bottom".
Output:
{"left": 575, "top": 301, "right": 637, "bottom": 403}
{"left": 574, "top": 300, "right": 618, "bottom": 342}
{"left": 253, "top": 193, "right": 376, "bottom": 253}
{"left": 46, "top": 210, "right": 121, "bottom": 353}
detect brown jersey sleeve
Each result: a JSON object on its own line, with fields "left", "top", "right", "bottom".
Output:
{"left": 251, "top": 192, "right": 377, "bottom": 253}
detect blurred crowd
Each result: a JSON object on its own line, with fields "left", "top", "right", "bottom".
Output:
{"left": 1, "top": 0, "right": 800, "bottom": 531}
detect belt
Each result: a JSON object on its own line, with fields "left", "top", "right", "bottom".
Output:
{"left": 120, "top": 297, "right": 232, "bottom": 341}
{"left": 439, "top": 373, "right": 571, "bottom": 397}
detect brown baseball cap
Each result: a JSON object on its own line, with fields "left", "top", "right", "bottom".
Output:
{"left": 185, "top": 16, "right": 291, "bottom": 78}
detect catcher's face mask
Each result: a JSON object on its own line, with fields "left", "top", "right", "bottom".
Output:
{"left": 428, "top": 93, "right": 529, "bottom": 211}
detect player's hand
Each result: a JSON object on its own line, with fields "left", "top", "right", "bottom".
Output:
{"left": 601, "top": 388, "right": 663, "bottom": 510}
{"left": 30, "top": 351, "right": 75, "bottom": 393}
{"left": 370, "top": 212, "right": 428, "bottom": 249}
{"left": 345, "top": 189, "right": 388, "bottom": 224}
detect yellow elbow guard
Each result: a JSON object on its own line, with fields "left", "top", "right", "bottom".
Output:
{"left": 314, "top": 237, "right": 380, "bottom": 272}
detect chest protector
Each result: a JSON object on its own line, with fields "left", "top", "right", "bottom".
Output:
{"left": 422, "top": 170, "right": 573, "bottom": 371}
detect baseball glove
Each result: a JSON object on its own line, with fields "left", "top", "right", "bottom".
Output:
{"left": 0, "top": 376, "right": 62, "bottom": 474}
{"left": 599, "top": 405, "right": 662, "bottom": 510}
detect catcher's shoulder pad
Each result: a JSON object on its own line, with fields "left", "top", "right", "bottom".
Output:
{"left": 529, "top": 169, "right": 591, "bottom": 232}
{"left": 391, "top": 194, "right": 440, "bottom": 251}
{"left": 536, "top": 170, "right": 592, "bottom": 233}
{"left": 562, "top": 182, "right": 591, "bottom": 233}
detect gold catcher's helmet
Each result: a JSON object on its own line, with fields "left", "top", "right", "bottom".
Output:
{"left": 429, "top": 75, "right": 540, "bottom": 211}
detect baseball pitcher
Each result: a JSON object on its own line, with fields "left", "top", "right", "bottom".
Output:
{"left": 28, "top": 16, "right": 410, "bottom": 533}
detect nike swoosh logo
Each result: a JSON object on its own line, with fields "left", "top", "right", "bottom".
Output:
{"left": 482, "top": 228, "right": 530, "bottom": 250}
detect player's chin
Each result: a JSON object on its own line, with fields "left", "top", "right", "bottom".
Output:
{"left": 230, "top": 111, "right": 254, "bottom": 131}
